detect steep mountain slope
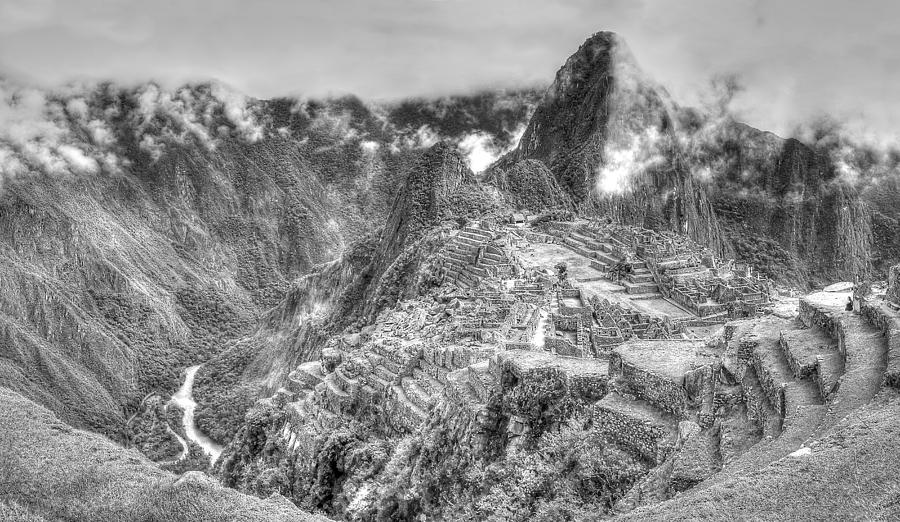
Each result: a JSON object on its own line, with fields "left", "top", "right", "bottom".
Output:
{"left": 1, "top": 26, "right": 898, "bottom": 522}
{"left": 500, "top": 31, "right": 889, "bottom": 286}
{"left": 691, "top": 122, "right": 873, "bottom": 286}
{"left": 192, "top": 143, "right": 500, "bottom": 443}
{"left": 502, "top": 32, "right": 727, "bottom": 257}
{"left": 0, "top": 80, "right": 537, "bottom": 454}
{"left": 483, "top": 158, "right": 574, "bottom": 212}
{"left": 203, "top": 30, "right": 900, "bottom": 522}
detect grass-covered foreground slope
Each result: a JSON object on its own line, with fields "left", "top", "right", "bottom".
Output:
{"left": 0, "top": 387, "right": 324, "bottom": 522}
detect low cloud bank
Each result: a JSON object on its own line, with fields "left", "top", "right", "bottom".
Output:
{"left": 0, "top": 78, "right": 267, "bottom": 188}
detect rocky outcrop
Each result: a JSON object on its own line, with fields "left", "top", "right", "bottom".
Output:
{"left": 705, "top": 124, "right": 875, "bottom": 285}
{"left": 484, "top": 159, "right": 573, "bottom": 212}
{"left": 356, "top": 143, "right": 496, "bottom": 324}
{"left": 498, "top": 31, "right": 888, "bottom": 285}
{"left": 500, "top": 32, "right": 728, "bottom": 257}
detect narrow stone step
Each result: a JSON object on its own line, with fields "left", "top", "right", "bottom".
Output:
{"left": 481, "top": 251, "right": 504, "bottom": 263}
{"left": 779, "top": 326, "right": 836, "bottom": 378}
{"left": 390, "top": 384, "right": 427, "bottom": 427}
{"left": 449, "top": 242, "right": 477, "bottom": 253}
{"left": 462, "top": 226, "right": 492, "bottom": 239}
{"left": 445, "top": 250, "right": 471, "bottom": 264}
{"left": 446, "top": 368, "right": 484, "bottom": 410}
{"left": 467, "top": 266, "right": 488, "bottom": 278}
{"left": 455, "top": 235, "right": 482, "bottom": 248}
{"left": 413, "top": 368, "right": 444, "bottom": 396}
{"left": 628, "top": 272, "right": 655, "bottom": 283}
{"left": 800, "top": 293, "right": 888, "bottom": 424}
{"left": 778, "top": 326, "right": 843, "bottom": 399}
{"left": 466, "top": 361, "right": 494, "bottom": 403}
{"left": 750, "top": 340, "right": 822, "bottom": 417}
{"left": 402, "top": 377, "right": 433, "bottom": 412}
{"left": 571, "top": 231, "right": 603, "bottom": 250}
{"left": 596, "top": 251, "right": 620, "bottom": 266}
{"left": 630, "top": 293, "right": 665, "bottom": 301}
{"left": 741, "top": 365, "right": 784, "bottom": 438}
{"left": 623, "top": 280, "right": 660, "bottom": 295}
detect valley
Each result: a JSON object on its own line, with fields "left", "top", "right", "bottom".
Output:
{"left": 1, "top": 28, "right": 899, "bottom": 522}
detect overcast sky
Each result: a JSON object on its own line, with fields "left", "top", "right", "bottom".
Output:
{"left": 0, "top": 0, "right": 898, "bottom": 143}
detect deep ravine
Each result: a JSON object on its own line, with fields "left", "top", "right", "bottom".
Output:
{"left": 169, "top": 365, "right": 224, "bottom": 464}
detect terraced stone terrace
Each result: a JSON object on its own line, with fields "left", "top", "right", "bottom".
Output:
{"left": 263, "top": 218, "right": 897, "bottom": 517}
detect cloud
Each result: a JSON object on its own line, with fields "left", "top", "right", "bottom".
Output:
{"left": 458, "top": 123, "right": 527, "bottom": 174}
{"left": 57, "top": 144, "right": 99, "bottom": 173}
{"left": 0, "top": 80, "right": 86, "bottom": 181}
{"left": 211, "top": 83, "right": 263, "bottom": 142}
{"left": 595, "top": 127, "right": 665, "bottom": 194}
{"left": 2, "top": 0, "right": 895, "bottom": 149}
{"left": 360, "top": 140, "right": 380, "bottom": 154}
{"left": 0, "top": 76, "right": 272, "bottom": 187}
{"left": 458, "top": 132, "right": 495, "bottom": 173}
{"left": 390, "top": 125, "right": 439, "bottom": 152}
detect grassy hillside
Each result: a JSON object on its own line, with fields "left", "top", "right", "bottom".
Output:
{"left": 0, "top": 387, "right": 325, "bottom": 521}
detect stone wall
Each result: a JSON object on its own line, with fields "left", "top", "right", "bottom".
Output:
{"left": 889, "top": 265, "right": 900, "bottom": 306}
{"left": 609, "top": 353, "right": 689, "bottom": 417}
{"left": 546, "top": 336, "right": 581, "bottom": 357}
{"left": 593, "top": 393, "right": 676, "bottom": 465}
{"left": 493, "top": 351, "right": 607, "bottom": 403}
{"left": 860, "top": 298, "right": 900, "bottom": 389}
{"left": 798, "top": 298, "right": 846, "bottom": 357}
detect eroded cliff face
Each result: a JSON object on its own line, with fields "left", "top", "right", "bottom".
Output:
{"left": 697, "top": 123, "right": 875, "bottom": 286}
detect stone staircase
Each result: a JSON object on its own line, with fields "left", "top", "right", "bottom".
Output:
{"left": 623, "top": 261, "right": 659, "bottom": 295}
{"left": 465, "top": 361, "right": 495, "bottom": 403}
{"left": 778, "top": 326, "right": 842, "bottom": 401}
{"left": 446, "top": 366, "right": 489, "bottom": 413}
{"left": 548, "top": 227, "right": 623, "bottom": 269}
{"left": 387, "top": 384, "right": 428, "bottom": 432}
{"left": 441, "top": 226, "right": 500, "bottom": 289}
{"left": 735, "top": 318, "right": 826, "bottom": 447}
{"left": 713, "top": 295, "right": 889, "bottom": 481}
{"left": 799, "top": 292, "right": 888, "bottom": 426}
{"left": 401, "top": 377, "right": 434, "bottom": 412}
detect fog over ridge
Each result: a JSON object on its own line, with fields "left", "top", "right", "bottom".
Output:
{"left": 0, "top": 1, "right": 897, "bottom": 150}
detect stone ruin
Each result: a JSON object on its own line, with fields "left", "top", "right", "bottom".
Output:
{"left": 889, "top": 264, "right": 900, "bottom": 308}
{"left": 269, "top": 215, "right": 833, "bottom": 515}
{"left": 541, "top": 221, "right": 773, "bottom": 323}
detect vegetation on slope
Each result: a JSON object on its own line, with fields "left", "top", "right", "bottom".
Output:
{"left": 0, "top": 388, "right": 321, "bottom": 522}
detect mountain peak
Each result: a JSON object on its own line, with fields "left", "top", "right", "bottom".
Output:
{"left": 510, "top": 31, "right": 673, "bottom": 200}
